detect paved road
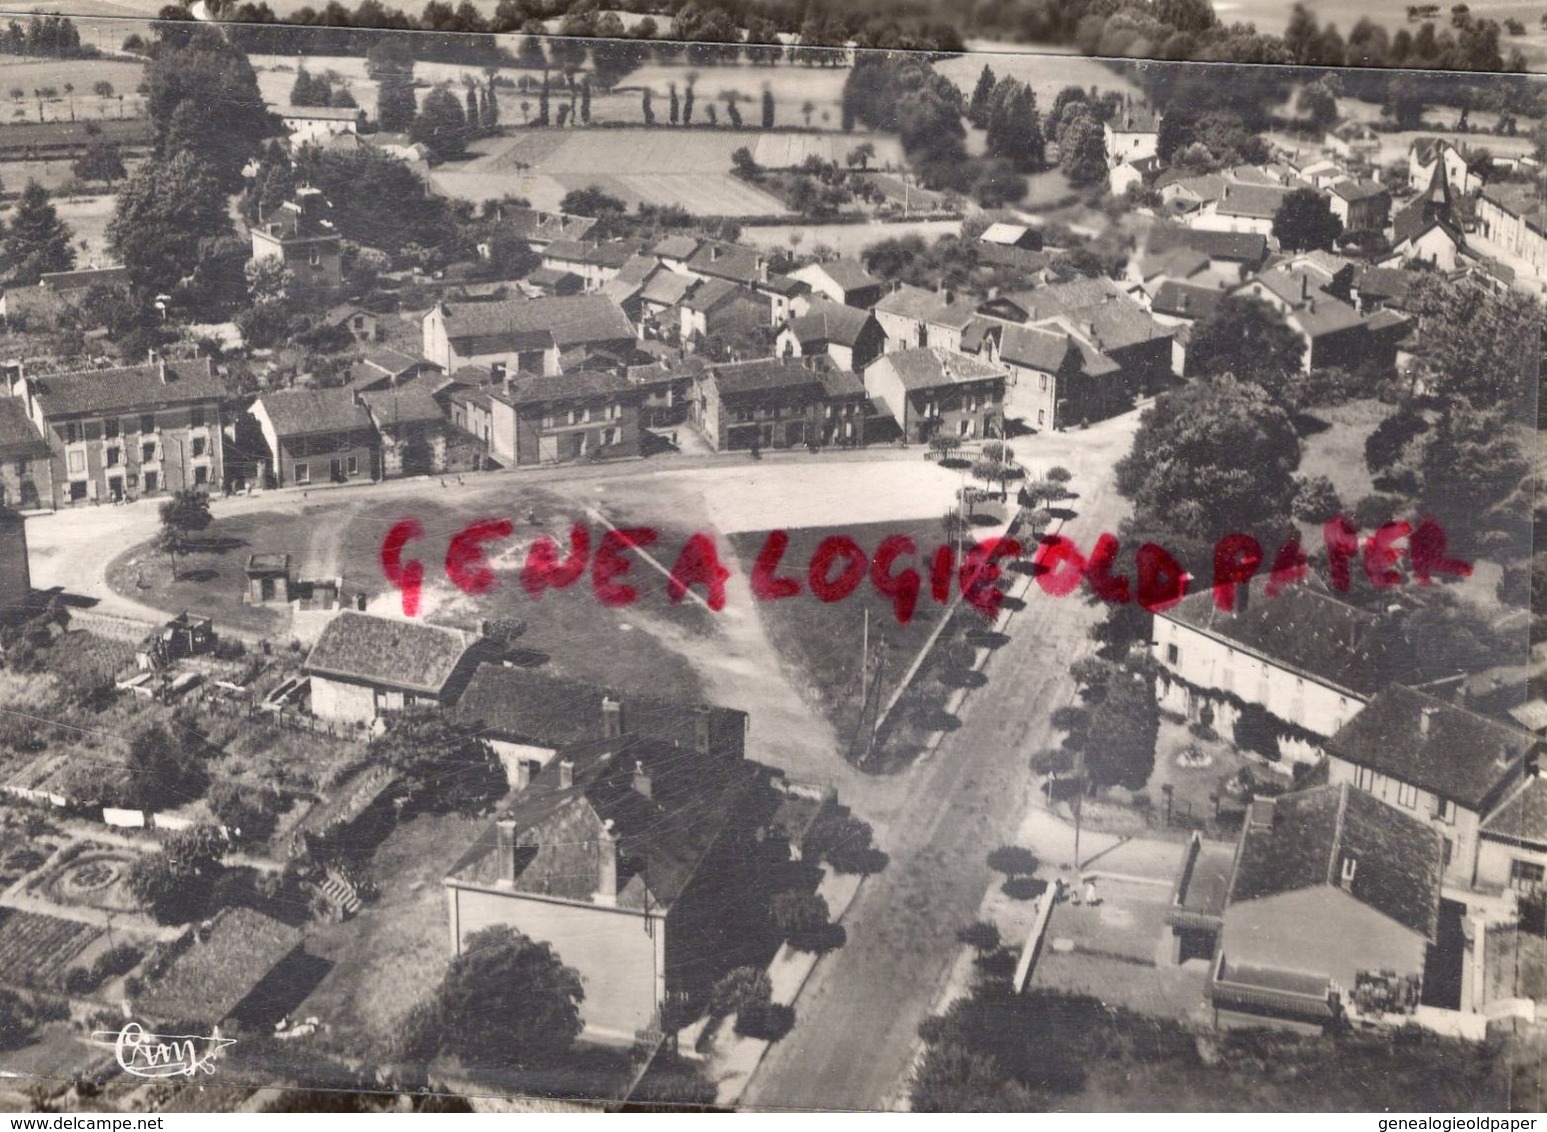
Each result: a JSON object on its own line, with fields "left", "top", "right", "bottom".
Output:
{"left": 739, "top": 412, "right": 1140, "bottom": 1113}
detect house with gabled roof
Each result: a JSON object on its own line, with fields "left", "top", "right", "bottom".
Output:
{"left": 679, "top": 278, "right": 766, "bottom": 344}
{"left": 684, "top": 240, "right": 766, "bottom": 288}
{"left": 1325, "top": 120, "right": 1381, "bottom": 160}
{"left": 1390, "top": 160, "right": 1464, "bottom": 270}
{"left": 1208, "top": 784, "right": 1443, "bottom": 1034}
{"left": 1190, "top": 182, "right": 1294, "bottom": 237}
{"left": 788, "top": 259, "right": 884, "bottom": 310}
{"left": 250, "top": 187, "right": 342, "bottom": 301}
{"left": 356, "top": 382, "right": 451, "bottom": 478}
{"left": 0, "top": 395, "right": 50, "bottom": 511}
{"left": 1326, "top": 685, "right": 1540, "bottom": 890}
{"left": 1152, "top": 574, "right": 1398, "bottom": 765}
{"left": 1142, "top": 225, "right": 1270, "bottom": 278}
{"left": 1408, "top": 137, "right": 1486, "bottom": 197}
{"left": 1103, "top": 99, "right": 1161, "bottom": 166}
{"left": 1476, "top": 770, "right": 1547, "bottom": 898}
{"left": 692, "top": 356, "right": 835, "bottom": 451}
{"left": 303, "top": 610, "right": 485, "bottom": 725}
{"left": 872, "top": 285, "right": 978, "bottom": 354}
{"left": 14, "top": 356, "right": 224, "bottom": 505}
{"left": 1328, "top": 178, "right": 1392, "bottom": 232}
{"left": 487, "top": 369, "right": 641, "bottom": 466}
{"left": 775, "top": 298, "right": 886, "bottom": 374}
{"left": 250, "top": 387, "right": 377, "bottom": 488}
{"left": 423, "top": 295, "right": 635, "bottom": 374}
{"left": 1230, "top": 267, "right": 1378, "bottom": 373}
{"left": 495, "top": 207, "right": 596, "bottom": 252}
{"left": 863, "top": 347, "right": 1007, "bottom": 444}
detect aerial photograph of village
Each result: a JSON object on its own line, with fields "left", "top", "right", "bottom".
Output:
{"left": 0, "top": 0, "right": 1536, "bottom": 1114}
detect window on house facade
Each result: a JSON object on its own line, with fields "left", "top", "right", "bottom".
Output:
{"left": 1355, "top": 766, "right": 1376, "bottom": 792}
{"left": 104, "top": 419, "right": 119, "bottom": 439}
{"left": 142, "top": 443, "right": 156, "bottom": 462}
{"left": 1441, "top": 838, "right": 1454, "bottom": 868}
{"left": 192, "top": 437, "right": 206, "bottom": 458}
{"left": 1434, "top": 798, "right": 1456, "bottom": 824}
{"left": 190, "top": 408, "right": 205, "bottom": 428}
{"left": 1511, "top": 860, "right": 1545, "bottom": 888}
{"left": 347, "top": 456, "right": 358, "bottom": 475}
{"left": 194, "top": 466, "right": 208, "bottom": 486}
{"left": 309, "top": 248, "right": 321, "bottom": 267}
{"left": 105, "top": 447, "right": 119, "bottom": 468}
{"left": 1396, "top": 781, "right": 1419, "bottom": 809}
{"left": 13, "top": 459, "right": 26, "bottom": 476}
{"left": 541, "top": 414, "right": 555, "bottom": 429}
{"left": 65, "top": 422, "right": 79, "bottom": 443}
{"left": 140, "top": 414, "right": 155, "bottom": 433}
{"left": 1165, "top": 643, "right": 1179, "bottom": 665}
{"left": 1040, "top": 374, "right": 1048, "bottom": 391}
{"left": 144, "top": 471, "right": 157, "bottom": 492}
{"left": 295, "top": 462, "right": 310, "bottom": 484}
{"left": 1038, "top": 410, "right": 1045, "bottom": 426}
{"left": 602, "top": 427, "right": 619, "bottom": 446}
{"left": 67, "top": 451, "right": 84, "bottom": 474}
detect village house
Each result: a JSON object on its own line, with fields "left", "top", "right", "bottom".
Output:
{"left": 1207, "top": 785, "right": 1443, "bottom": 1034}
{"left": 525, "top": 267, "right": 585, "bottom": 298}
{"left": 1142, "top": 225, "right": 1270, "bottom": 279}
{"left": 442, "top": 716, "right": 771, "bottom": 1041}
{"left": 280, "top": 105, "right": 360, "bottom": 145}
{"left": 323, "top": 304, "right": 381, "bottom": 344}
{"left": 346, "top": 346, "right": 443, "bottom": 394}
{"left": 541, "top": 240, "right": 638, "bottom": 293}
{"left": 776, "top": 299, "right": 887, "bottom": 374}
{"left": 1475, "top": 770, "right": 1547, "bottom": 898}
{"left": 303, "top": 610, "right": 485, "bottom": 725}
{"left": 1328, "top": 178, "right": 1393, "bottom": 232}
{"left": 250, "top": 387, "right": 378, "bottom": 488}
{"left": 679, "top": 278, "right": 767, "bottom": 344}
{"left": 1351, "top": 265, "right": 1423, "bottom": 314}
{"left": 1147, "top": 279, "right": 1222, "bottom": 375}
{"left": 863, "top": 347, "right": 1007, "bottom": 444}
{"left": 1324, "top": 120, "right": 1381, "bottom": 161}
{"left": 9, "top": 356, "right": 225, "bottom": 505}
{"left": 683, "top": 240, "right": 766, "bottom": 288}
{"left": 1189, "top": 182, "right": 1293, "bottom": 237}
{"left": 356, "top": 382, "right": 451, "bottom": 478}
{"left": 1325, "top": 684, "right": 1539, "bottom": 891}
{"left": 814, "top": 365, "right": 874, "bottom": 447}
{"left": 451, "top": 663, "right": 747, "bottom": 788}
{"left": 651, "top": 234, "right": 701, "bottom": 274}
{"left": 692, "top": 356, "right": 832, "bottom": 451}
{"left": 1103, "top": 100, "right": 1161, "bottom": 166}
{"left": 1408, "top": 138, "right": 1486, "bottom": 197}
{"left": 977, "top": 322, "right": 1119, "bottom": 432}
{"left": 0, "top": 395, "right": 50, "bottom": 511}
{"left": 757, "top": 274, "right": 810, "bottom": 327}
{"left": 494, "top": 207, "right": 596, "bottom": 253}
{"left": 487, "top": 369, "right": 642, "bottom": 467}
{"left": 422, "top": 295, "right": 635, "bottom": 374}
{"left": 788, "top": 259, "right": 885, "bottom": 310}
{"left": 872, "top": 285, "right": 977, "bottom": 354}
{"left": 636, "top": 271, "right": 697, "bottom": 339}
{"left": 250, "top": 187, "right": 343, "bottom": 299}
{"left": 1475, "top": 180, "right": 1547, "bottom": 277}
{"left": 1109, "top": 156, "right": 1163, "bottom": 198}
{"left": 1229, "top": 267, "right": 1378, "bottom": 373}
{"left": 446, "top": 368, "right": 496, "bottom": 451}
{"left": 1151, "top": 575, "right": 1397, "bottom": 765}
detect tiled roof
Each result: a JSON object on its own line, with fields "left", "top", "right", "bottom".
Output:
{"left": 651, "top": 234, "right": 700, "bottom": 260}
{"left": 256, "top": 387, "right": 373, "bottom": 438}
{"left": 1226, "top": 784, "right": 1443, "bottom": 941}
{"left": 357, "top": 383, "right": 444, "bottom": 426}
{"left": 1330, "top": 178, "right": 1390, "bottom": 203}
{"left": 1354, "top": 266, "right": 1419, "bottom": 305}
{"left": 873, "top": 284, "right": 976, "bottom": 329}
{"left": 1151, "top": 280, "right": 1223, "bottom": 320}
{"left": 438, "top": 296, "right": 635, "bottom": 350}
{"left": 501, "top": 208, "right": 596, "bottom": 244}
{"left": 527, "top": 267, "right": 582, "bottom": 289}
{"left": 869, "top": 347, "right": 1006, "bottom": 392}
{"left": 686, "top": 241, "right": 762, "bottom": 286}
{"left": 1160, "top": 574, "right": 1392, "bottom": 699}
{"left": 359, "top": 346, "right": 424, "bottom": 377}
{"left": 640, "top": 271, "right": 695, "bottom": 306}
{"left": 997, "top": 324, "right": 1071, "bottom": 372}
{"left": 682, "top": 277, "right": 746, "bottom": 311}
{"left": 759, "top": 273, "right": 806, "bottom": 297}
{"left": 137, "top": 907, "right": 303, "bottom": 1025}
{"left": 814, "top": 259, "right": 879, "bottom": 292}
{"left": 788, "top": 298, "right": 873, "bottom": 348}
{"left": 1136, "top": 245, "right": 1210, "bottom": 281}
{"left": 0, "top": 396, "right": 46, "bottom": 460}
{"left": 507, "top": 369, "right": 633, "bottom": 408}
{"left": 614, "top": 254, "right": 659, "bottom": 286}
{"left": 1292, "top": 296, "right": 1365, "bottom": 339}
{"left": 31, "top": 358, "right": 222, "bottom": 418}
{"left": 815, "top": 366, "right": 866, "bottom": 398}
{"left": 1215, "top": 183, "right": 1292, "bottom": 220}
{"left": 542, "top": 239, "right": 591, "bottom": 263}
{"left": 1482, "top": 774, "right": 1547, "bottom": 847}
{"left": 1152, "top": 226, "right": 1269, "bottom": 264}
{"left": 709, "top": 357, "right": 828, "bottom": 400}
{"left": 1326, "top": 685, "right": 1537, "bottom": 810}
{"left": 303, "top": 610, "right": 478, "bottom": 696}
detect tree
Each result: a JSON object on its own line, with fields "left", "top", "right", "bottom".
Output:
{"left": 1115, "top": 375, "right": 1301, "bottom": 549}
{"left": 485, "top": 78, "right": 498, "bottom": 127}
{"left": 985, "top": 845, "right": 1038, "bottom": 877}
{"left": 1187, "top": 296, "right": 1305, "bottom": 394}
{"left": 369, "top": 711, "right": 505, "bottom": 814}
{"left": 207, "top": 780, "right": 278, "bottom": 843}
{"left": 486, "top": 230, "right": 540, "bottom": 279}
{"left": 1272, "top": 187, "right": 1344, "bottom": 252}
{"left": 108, "top": 151, "right": 232, "bottom": 295}
{"left": 1058, "top": 110, "right": 1107, "bottom": 187}
{"left": 1082, "top": 669, "right": 1158, "bottom": 791}
{"left": 411, "top": 86, "right": 469, "bottom": 161}
{"left": 731, "top": 146, "right": 759, "bottom": 178}
{"left": 683, "top": 82, "right": 695, "bottom": 125}
{"left": 761, "top": 87, "right": 774, "bottom": 128}
{"left": 668, "top": 83, "right": 679, "bottom": 125}
{"left": 536, "top": 75, "right": 550, "bottom": 126}
{"left": 93, "top": 80, "right": 113, "bottom": 99}
{"left": 985, "top": 79, "right": 1045, "bottom": 173}
{"left": 1300, "top": 78, "right": 1339, "bottom": 130}
{"left": 967, "top": 64, "right": 996, "bottom": 129}
{"left": 846, "top": 141, "right": 875, "bottom": 170}
{"left": 399, "top": 925, "right": 583, "bottom": 1069}
{"left": 7, "top": 180, "right": 72, "bottom": 283}
{"left": 377, "top": 73, "right": 417, "bottom": 132}
{"left": 957, "top": 921, "right": 1001, "bottom": 954}
{"left": 154, "top": 489, "right": 212, "bottom": 580}
{"left": 559, "top": 185, "right": 626, "bottom": 218}
{"left": 125, "top": 723, "right": 207, "bottom": 813}
{"left": 1292, "top": 474, "right": 1343, "bottom": 522}
{"left": 71, "top": 138, "right": 125, "bottom": 186}
{"left": 710, "top": 966, "right": 771, "bottom": 1019}
{"left": 464, "top": 82, "right": 480, "bottom": 132}
{"left": 770, "top": 890, "right": 832, "bottom": 951}
{"left": 128, "top": 824, "right": 227, "bottom": 924}
{"left": 1419, "top": 404, "right": 1530, "bottom": 552}
{"left": 146, "top": 29, "right": 275, "bottom": 188}
{"left": 1402, "top": 274, "right": 1536, "bottom": 415}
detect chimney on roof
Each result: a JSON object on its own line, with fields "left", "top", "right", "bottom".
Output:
{"left": 756, "top": 255, "right": 767, "bottom": 284}
{"left": 496, "top": 817, "right": 518, "bottom": 887}
{"left": 711, "top": 245, "right": 722, "bottom": 262}
{"left": 558, "top": 758, "right": 574, "bottom": 788}
{"left": 594, "top": 820, "right": 618, "bottom": 905}
{"left": 632, "top": 759, "right": 652, "bottom": 799}
{"left": 602, "top": 695, "right": 623, "bottom": 738}
{"left": 1420, "top": 705, "right": 1438, "bottom": 739}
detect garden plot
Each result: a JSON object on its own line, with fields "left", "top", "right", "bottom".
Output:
{"left": 0, "top": 906, "right": 100, "bottom": 989}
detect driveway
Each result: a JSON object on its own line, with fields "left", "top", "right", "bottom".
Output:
{"left": 739, "top": 411, "right": 1141, "bottom": 1112}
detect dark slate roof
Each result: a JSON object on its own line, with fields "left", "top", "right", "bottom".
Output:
{"left": 1326, "top": 685, "right": 1537, "bottom": 810}
{"left": 0, "top": 396, "right": 47, "bottom": 460}
{"left": 508, "top": 369, "right": 634, "bottom": 408}
{"left": 257, "top": 387, "right": 373, "bottom": 437}
{"left": 870, "top": 347, "right": 1006, "bottom": 392}
{"left": 542, "top": 239, "right": 591, "bottom": 263}
{"left": 788, "top": 299, "right": 873, "bottom": 348}
{"left": 1151, "top": 280, "right": 1223, "bottom": 320}
{"left": 760, "top": 273, "right": 806, "bottom": 297}
{"left": 1148, "top": 225, "right": 1269, "bottom": 265}
{"left": 440, "top": 296, "right": 634, "bottom": 350}
{"left": 1160, "top": 574, "right": 1392, "bottom": 699}
{"left": 1227, "top": 783, "right": 1443, "bottom": 940}
{"left": 303, "top": 611, "right": 478, "bottom": 695}
{"left": 451, "top": 663, "right": 746, "bottom": 750}
{"left": 32, "top": 358, "right": 222, "bottom": 418}
{"left": 1482, "top": 774, "right": 1547, "bottom": 848}
{"left": 447, "top": 731, "right": 760, "bottom": 910}
{"left": 137, "top": 907, "right": 303, "bottom": 1025}
{"left": 709, "top": 357, "right": 828, "bottom": 401}
{"left": 997, "top": 324, "right": 1071, "bottom": 372}
{"left": 357, "top": 383, "right": 444, "bottom": 426}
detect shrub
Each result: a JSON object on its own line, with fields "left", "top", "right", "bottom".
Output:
{"left": 1234, "top": 703, "right": 1282, "bottom": 761}
{"left": 62, "top": 967, "right": 96, "bottom": 996}
{"left": 90, "top": 944, "right": 142, "bottom": 983}
{"left": 710, "top": 966, "right": 771, "bottom": 1020}
{"left": 985, "top": 845, "right": 1038, "bottom": 877}
{"left": 1046, "top": 466, "right": 1072, "bottom": 483}
{"left": 736, "top": 1001, "right": 795, "bottom": 1041}
{"left": 1001, "top": 875, "right": 1045, "bottom": 900}
{"left": 1292, "top": 474, "right": 1343, "bottom": 523}
{"left": 956, "top": 921, "right": 1001, "bottom": 953}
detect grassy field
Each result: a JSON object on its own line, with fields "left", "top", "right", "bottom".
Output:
{"left": 1296, "top": 398, "right": 1389, "bottom": 523}
{"left": 935, "top": 50, "right": 1141, "bottom": 108}
{"left": 0, "top": 56, "right": 147, "bottom": 124}
{"left": 741, "top": 218, "right": 961, "bottom": 258}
